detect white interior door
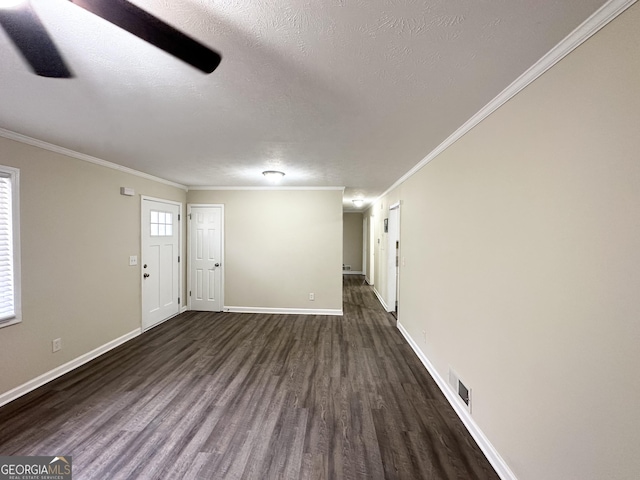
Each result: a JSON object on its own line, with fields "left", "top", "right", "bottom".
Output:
{"left": 387, "top": 204, "right": 400, "bottom": 313}
{"left": 369, "top": 215, "right": 375, "bottom": 285}
{"left": 189, "top": 205, "right": 223, "bottom": 311}
{"left": 362, "top": 216, "right": 368, "bottom": 278}
{"left": 142, "top": 198, "right": 181, "bottom": 330}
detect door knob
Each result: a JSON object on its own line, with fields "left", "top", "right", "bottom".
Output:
{"left": 214, "top": 263, "right": 220, "bottom": 267}
{"left": 143, "top": 273, "right": 150, "bottom": 278}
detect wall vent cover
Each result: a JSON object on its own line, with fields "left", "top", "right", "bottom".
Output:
{"left": 458, "top": 381, "right": 471, "bottom": 408}
{"left": 449, "top": 367, "right": 471, "bottom": 412}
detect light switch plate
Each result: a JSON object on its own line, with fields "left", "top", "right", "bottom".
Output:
{"left": 129, "top": 255, "right": 138, "bottom": 266}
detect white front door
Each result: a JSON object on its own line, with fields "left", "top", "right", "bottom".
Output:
{"left": 189, "top": 205, "right": 223, "bottom": 312}
{"left": 142, "top": 198, "right": 181, "bottom": 330}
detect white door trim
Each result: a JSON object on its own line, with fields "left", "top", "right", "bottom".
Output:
{"left": 387, "top": 204, "right": 400, "bottom": 313}
{"left": 187, "top": 204, "right": 225, "bottom": 311}
{"left": 368, "top": 213, "right": 375, "bottom": 286}
{"left": 141, "top": 196, "right": 184, "bottom": 330}
{"left": 362, "top": 216, "right": 368, "bottom": 278}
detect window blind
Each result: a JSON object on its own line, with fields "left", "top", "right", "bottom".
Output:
{"left": 0, "top": 174, "right": 14, "bottom": 322}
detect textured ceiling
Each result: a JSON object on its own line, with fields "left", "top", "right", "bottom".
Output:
{"left": 0, "top": 0, "right": 608, "bottom": 209}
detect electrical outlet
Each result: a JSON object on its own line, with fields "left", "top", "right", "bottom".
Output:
{"left": 52, "top": 338, "right": 62, "bottom": 353}
{"left": 422, "top": 330, "right": 427, "bottom": 343}
{"left": 309, "top": 293, "right": 315, "bottom": 301}
{"left": 129, "top": 255, "right": 138, "bottom": 266}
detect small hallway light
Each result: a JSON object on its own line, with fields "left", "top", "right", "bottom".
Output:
{"left": 262, "top": 170, "right": 285, "bottom": 181}
{"left": 352, "top": 199, "right": 364, "bottom": 208}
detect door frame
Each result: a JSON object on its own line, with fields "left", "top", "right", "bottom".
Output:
{"left": 140, "top": 195, "right": 184, "bottom": 330}
{"left": 387, "top": 202, "right": 401, "bottom": 314}
{"left": 368, "top": 213, "right": 375, "bottom": 286}
{"left": 187, "top": 203, "right": 225, "bottom": 311}
{"left": 362, "top": 215, "right": 368, "bottom": 278}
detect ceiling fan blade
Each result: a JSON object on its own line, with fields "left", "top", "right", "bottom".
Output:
{"left": 0, "top": 4, "right": 73, "bottom": 78}
{"left": 69, "top": 0, "right": 222, "bottom": 74}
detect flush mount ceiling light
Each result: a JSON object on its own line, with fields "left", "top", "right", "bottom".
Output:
{"left": 262, "top": 170, "right": 285, "bottom": 181}
{"left": 352, "top": 199, "right": 364, "bottom": 207}
{"left": 0, "top": 0, "right": 27, "bottom": 9}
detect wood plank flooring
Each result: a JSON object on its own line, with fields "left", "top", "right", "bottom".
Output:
{"left": 0, "top": 276, "right": 500, "bottom": 479}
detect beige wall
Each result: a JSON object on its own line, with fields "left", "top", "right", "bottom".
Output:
{"left": 366, "top": 5, "right": 640, "bottom": 480}
{"left": 342, "top": 212, "right": 363, "bottom": 272}
{"left": 0, "top": 136, "right": 187, "bottom": 398}
{"left": 187, "top": 189, "right": 343, "bottom": 312}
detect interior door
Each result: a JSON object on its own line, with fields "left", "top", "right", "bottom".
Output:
{"left": 142, "top": 198, "right": 181, "bottom": 330}
{"left": 387, "top": 204, "right": 400, "bottom": 313}
{"left": 362, "top": 216, "right": 368, "bottom": 278}
{"left": 369, "top": 215, "right": 375, "bottom": 285}
{"left": 189, "top": 205, "right": 223, "bottom": 311}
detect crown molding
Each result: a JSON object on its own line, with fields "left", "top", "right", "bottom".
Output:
{"left": 374, "top": 0, "right": 637, "bottom": 206}
{"left": 0, "top": 128, "right": 188, "bottom": 191}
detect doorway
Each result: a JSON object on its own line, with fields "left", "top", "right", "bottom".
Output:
{"left": 368, "top": 215, "right": 375, "bottom": 285}
{"left": 141, "top": 197, "right": 181, "bottom": 330}
{"left": 387, "top": 203, "right": 400, "bottom": 315}
{"left": 188, "top": 204, "right": 224, "bottom": 311}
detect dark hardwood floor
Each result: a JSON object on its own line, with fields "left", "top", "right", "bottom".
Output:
{"left": 0, "top": 276, "right": 499, "bottom": 479}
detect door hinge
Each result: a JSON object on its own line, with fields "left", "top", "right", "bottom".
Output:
{"left": 188, "top": 213, "right": 192, "bottom": 219}
{"left": 178, "top": 255, "right": 180, "bottom": 263}
{"left": 189, "top": 290, "right": 192, "bottom": 296}
{"left": 178, "top": 214, "right": 181, "bottom": 221}
{"left": 178, "top": 297, "right": 180, "bottom": 304}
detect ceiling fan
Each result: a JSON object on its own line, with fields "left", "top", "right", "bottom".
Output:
{"left": 0, "top": 0, "right": 222, "bottom": 78}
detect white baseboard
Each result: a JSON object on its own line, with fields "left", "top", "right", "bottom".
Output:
{"left": 396, "top": 321, "right": 517, "bottom": 480}
{"left": 180, "top": 305, "right": 188, "bottom": 313}
{"left": 0, "top": 328, "right": 141, "bottom": 408}
{"left": 142, "top": 309, "right": 185, "bottom": 332}
{"left": 342, "top": 271, "right": 363, "bottom": 275}
{"left": 225, "top": 306, "right": 343, "bottom": 316}
{"left": 373, "top": 287, "right": 391, "bottom": 312}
